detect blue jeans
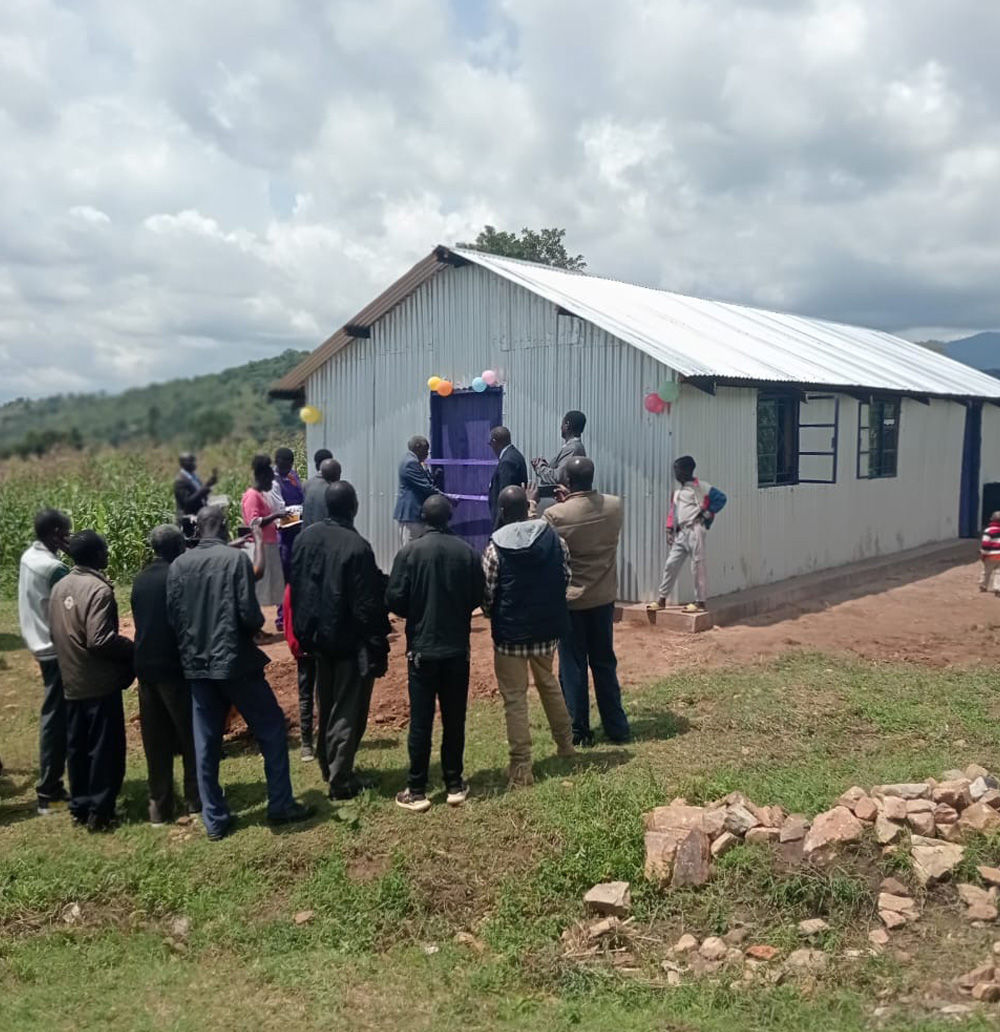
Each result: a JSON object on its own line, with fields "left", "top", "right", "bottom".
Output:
{"left": 190, "top": 674, "right": 295, "bottom": 836}
{"left": 558, "top": 603, "right": 631, "bottom": 742}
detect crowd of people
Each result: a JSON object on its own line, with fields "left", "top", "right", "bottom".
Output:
{"left": 9, "top": 409, "right": 725, "bottom": 837}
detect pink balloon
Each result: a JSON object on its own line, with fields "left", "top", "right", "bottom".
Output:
{"left": 481, "top": 369, "right": 498, "bottom": 386}
{"left": 644, "top": 392, "right": 666, "bottom": 414}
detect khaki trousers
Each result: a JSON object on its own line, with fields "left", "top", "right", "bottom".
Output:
{"left": 493, "top": 650, "right": 575, "bottom": 767}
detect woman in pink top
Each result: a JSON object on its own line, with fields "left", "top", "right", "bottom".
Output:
{"left": 241, "top": 454, "right": 285, "bottom": 609}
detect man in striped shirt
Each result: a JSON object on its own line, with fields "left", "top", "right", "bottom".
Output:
{"left": 481, "top": 486, "right": 576, "bottom": 787}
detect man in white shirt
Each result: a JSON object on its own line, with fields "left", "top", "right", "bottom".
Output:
{"left": 17, "top": 508, "right": 72, "bottom": 814}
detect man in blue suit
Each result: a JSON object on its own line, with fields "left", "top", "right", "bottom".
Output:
{"left": 393, "top": 435, "right": 441, "bottom": 545}
{"left": 487, "top": 426, "right": 528, "bottom": 529}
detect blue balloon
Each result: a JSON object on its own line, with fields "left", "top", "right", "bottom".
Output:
{"left": 471, "top": 377, "right": 487, "bottom": 392}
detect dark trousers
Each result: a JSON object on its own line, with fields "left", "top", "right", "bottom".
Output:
{"left": 297, "top": 656, "right": 317, "bottom": 745}
{"left": 558, "top": 602, "right": 631, "bottom": 742}
{"left": 36, "top": 658, "right": 67, "bottom": 802}
{"left": 406, "top": 656, "right": 469, "bottom": 793}
{"left": 66, "top": 692, "right": 126, "bottom": 823}
{"left": 138, "top": 678, "right": 201, "bottom": 823}
{"left": 190, "top": 674, "right": 294, "bottom": 837}
{"left": 316, "top": 654, "right": 374, "bottom": 795}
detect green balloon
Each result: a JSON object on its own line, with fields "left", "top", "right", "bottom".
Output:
{"left": 657, "top": 380, "right": 680, "bottom": 403}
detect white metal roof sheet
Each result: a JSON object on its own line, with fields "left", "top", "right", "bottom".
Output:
{"left": 454, "top": 248, "right": 1000, "bottom": 399}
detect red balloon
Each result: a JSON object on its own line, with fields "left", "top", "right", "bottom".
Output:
{"left": 644, "top": 392, "right": 666, "bottom": 414}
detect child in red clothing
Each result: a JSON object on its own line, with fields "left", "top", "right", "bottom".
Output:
{"left": 981, "top": 512, "right": 1000, "bottom": 595}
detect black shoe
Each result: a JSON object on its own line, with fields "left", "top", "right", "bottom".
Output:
{"left": 607, "top": 734, "right": 633, "bottom": 745}
{"left": 268, "top": 802, "right": 316, "bottom": 826}
{"left": 330, "top": 783, "right": 362, "bottom": 801}
{"left": 206, "top": 817, "right": 236, "bottom": 841}
{"left": 573, "top": 732, "right": 595, "bottom": 748}
{"left": 86, "top": 813, "right": 117, "bottom": 834}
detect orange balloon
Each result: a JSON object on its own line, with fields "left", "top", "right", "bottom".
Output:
{"left": 436, "top": 380, "right": 454, "bottom": 397}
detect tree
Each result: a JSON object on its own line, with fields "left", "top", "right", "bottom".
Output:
{"left": 189, "top": 409, "right": 235, "bottom": 448}
{"left": 457, "top": 226, "right": 586, "bottom": 270}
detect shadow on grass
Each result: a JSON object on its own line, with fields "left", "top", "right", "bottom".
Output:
{"left": 628, "top": 711, "right": 692, "bottom": 742}
{"left": 0, "top": 632, "right": 24, "bottom": 653}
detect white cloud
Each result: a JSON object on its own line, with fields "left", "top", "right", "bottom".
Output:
{"left": 1, "top": 0, "right": 999, "bottom": 402}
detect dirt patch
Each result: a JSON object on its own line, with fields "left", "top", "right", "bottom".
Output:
{"left": 126, "top": 556, "right": 1000, "bottom": 737}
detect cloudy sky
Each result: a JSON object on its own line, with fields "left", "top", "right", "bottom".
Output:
{"left": 1, "top": 0, "right": 998, "bottom": 402}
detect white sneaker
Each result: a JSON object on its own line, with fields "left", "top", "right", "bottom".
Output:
{"left": 446, "top": 782, "right": 470, "bottom": 807}
{"left": 395, "top": 789, "right": 431, "bottom": 813}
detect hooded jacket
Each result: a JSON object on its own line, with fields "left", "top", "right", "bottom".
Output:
{"left": 18, "top": 541, "right": 68, "bottom": 660}
{"left": 486, "top": 520, "right": 569, "bottom": 646}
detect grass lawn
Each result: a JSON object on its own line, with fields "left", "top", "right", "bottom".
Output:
{"left": 3, "top": 595, "right": 1000, "bottom": 1031}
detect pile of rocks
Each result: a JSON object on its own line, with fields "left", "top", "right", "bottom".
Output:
{"left": 643, "top": 765, "right": 1000, "bottom": 890}
{"left": 957, "top": 950, "right": 1000, "bottom": 1005}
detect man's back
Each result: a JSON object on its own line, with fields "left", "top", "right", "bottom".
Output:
{"left": 18, "top": 542, "right": 66, "bottom": 660}
{"left": 166, "top": 541, "right": 266, "bottom": 681}
{"left": 545, "top": 491, "right": 622, "bottom": 610}
{"left": 131, "top": 561, "right": 183, "bottom": 682}
{"left": 386, "top": 530, "right": 484, "bottom": 659}
{"left": 302, "top": 478, "right": 329, "bottom": 527}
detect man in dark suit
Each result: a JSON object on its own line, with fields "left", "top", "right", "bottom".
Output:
{"left": 392, "top": 435, "right": 441, "bottom": 545}
{"left": 488, "top": 426, "right": 528, "bottom": 528}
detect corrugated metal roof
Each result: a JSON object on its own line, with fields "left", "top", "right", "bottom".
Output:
{"left": 453, "top": 248, "right": 1000, "bottom": 399}
{"left": 272, "top": 244, "right": 1000, "bottom": 399}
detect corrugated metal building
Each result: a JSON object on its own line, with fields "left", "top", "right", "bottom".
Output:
{"left": 273, "top": 246, "right": 1000, "bottom": 601}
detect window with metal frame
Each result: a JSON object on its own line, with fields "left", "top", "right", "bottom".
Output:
{"left": 757, "top": 393, "right": 800, "bottom": 487}
{"left": 857, "top": 397, "right": 900, "bottom": 479}
{"left": 798, "top": 394, "right": 839, "bottom": 484}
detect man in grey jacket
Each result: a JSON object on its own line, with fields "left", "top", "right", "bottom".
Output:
{"left": 166, "top": 506, "right": 314, "bottom": 840}
{"left": 49, "top": 531, "right": 134, "bottom": 832}
{"left": 532, "top": 411, "right": 587, "bottom": 509}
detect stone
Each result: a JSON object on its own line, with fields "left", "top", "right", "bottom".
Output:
{"left": 725, "top": 947, "right": 744, "bottom": 965}
{"left": 939, "top": 822, "right": 965, "bottom": 843}
{"left": 935, "top": 804, "right": 960, "bottom": 824}
{"left": 874, "top": 783, "right": 932, "bottom": 801}
{"left": 979, "top": 866, "right": 1000, "bottom": 887}
{"left": 911, "top": 835, "right": 965, "bottom": 886}
{"left": 62, "top": 902, "right": 82, "bottom": 925}
{"left": 942, "top": 769, "right": 966, "bottom": 781}
{"left": 968, "top": 903, "right": 999, "bottom": 923}
{"left": 959, "top": 802, "right": 1000, "bottom": 836}
{"left": 994, "top": 940, "right": 1000, "bottom": 956}
{"left": 293, "top": 909, "right": 315, "bottom": 926}
{"left": 584, "top": 881, "right": 632, "bottom": 918}
{"left": 700, "top": 936, "right": 728, "bottom": 961}
{"left": 803, "top": 807, "right": 864, "bottom": 855}
{"left": 970, "top": 777, "right": 990, "bottom": 802}
{"left": 836, "top": 786, "right": 867, "bottom": 808}
{"left": 454, "top": 931, "right": 486, "bottom": 952}
{"left": 880, "top": 877, "right": 910, "bottom": 896}
{"left": 644, "top": 802, "right": 711, "bottom": 834}
{"left": 645, "top": 802, "right": 726, "bottom": 881}
{"left": 908, "top": 812, "right": 936, "bottom": 837}
{"left": 868, "top": 928, "right": 890, "bottom": 947}
{"left": 673, "top": 934, "right": 699, "bottom": 954}
{"left": 981, "top": 790, "right": 1000, "bottom": 809}
{"left": 665, "top": 969, "right": 683, "bottom": 987}
{"left": 879, "top": 910, "right": 907, "bottom": 930}
{"left": 965, "top": 764, "right": 990, "bottom": 782}
{"left": 957, "top": 962, "right": 995, "bottom": 989}
{"left": 701, "top": 807, "right": 728, "bottom": 840}
{"left": 688, "top": 955, "right": 722, "bottom": 978}
{"left": 786, "top": 948, "right": 828, "bottom": 973}
{"left": 746, "top": 944, "right": 779, "bottom": 961}
{"left": 940, "top": 1004, "right": 973, "bottom": 1017}
{"left": 875, "top": 815, "right": 904, "bottom": 845}
{"left": 933, "top": 780, "right": 973, "bottom": 810}
{"left": 878, "top": 893, "right": 919, "bottom": 921}
{"left": 906, "top": 798, "right": 935, "bottom": 814}
{"left": 798, "top": 918, "right": 830, "bottom": 937}
{"left": 586, "top": 917, "right": 621, "bottom": 941}
{"left": 746, "top": 826, "right": 781, "bottom": 845}
{"left": 724, "top": 926, "right": 749, "bottom": 946}
{"left": 958, "top": 883, "right": 993, "bottom": 908}
{"left": 672, "top": 829, "right": 712, "bottom": 888}
{"left": 854, "top": 797, "right": 878, "bottom": 822}
{"left": 724, "top": 804, "right": 761, "bottom": 837}
{"left": 645, "top": 831, "right": 680, "bottom": 883}
{"left": 711, "top": 831, "right": 740, "bottom": 858}
{"left": 779, "top": 816, "right": 808, "bottom": 843}
{"left": 973, "top": 982, "right": 1000, "bottom": 1002}
{"left": 881, "top": 796, "right": 908, "bottom": 821}
{"left": 170, "top": 916, "right": 191, "bottom": 939}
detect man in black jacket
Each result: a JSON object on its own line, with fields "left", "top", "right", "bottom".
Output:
{"left": 291, "top": 481, "right": 390, "bottom": 800}
{"left": 481, "top": 487, "right": 576, "bottom": 787}
{"left": 386, "top": 495, "right": 484, "bottom": 812}
{"left": 173, "top": 453, "right": 217, "bottom": 525}
{"left": 487, "top": 426, "right": 528, "bottom": 529}
{"left": 130, "top": 524, "right": 200, "bottom": 825}
{"left": 166, "top": 506, "right": 313, "bottom": 840}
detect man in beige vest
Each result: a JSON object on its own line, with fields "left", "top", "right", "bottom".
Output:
{"left": 544, "top": 458, "right": 631, "bottom": 747}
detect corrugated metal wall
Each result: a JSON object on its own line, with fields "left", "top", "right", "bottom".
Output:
{"left": 981, "top": 405, "right": 1000, "bottom": 500}
{"left": 307, "top": 262, "right": 973, "bottom": 600}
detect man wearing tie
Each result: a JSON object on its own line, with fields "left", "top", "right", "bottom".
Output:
{"left": 487, "top": 427, "right": 528, "bottom": 529}
{"left": 532, "top": 411, "right": 587, "bottom": 510}
{"left": 392, "top": 435, "right": 441, "bottom": 546}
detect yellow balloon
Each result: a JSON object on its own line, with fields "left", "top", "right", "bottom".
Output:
{"left": 299, "top": 405, "right": 321, "bottom": 425}
{"left": 436, "top": 380, "right": 454, "bottom": 397}
{"left": 427, "top": 376, "right": 442, "bottom": 391}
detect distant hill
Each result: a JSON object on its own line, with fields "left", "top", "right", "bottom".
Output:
{"left": 941, "top": 332, "right": 1000, "bottom": 371}
{"left": 0, "top": 349, "right": 308, "bottom": 458}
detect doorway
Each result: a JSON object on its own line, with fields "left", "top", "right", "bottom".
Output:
{"left": 429, "top": 387, "right": 503, "bottom": 553}
{"left": 960, "top": 402, "right": 983, "bottom": 538}
{"left": 984, "top": 483, "right": 1000, "bottom": 530}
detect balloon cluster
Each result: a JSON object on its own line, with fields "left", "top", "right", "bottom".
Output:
{"left": 299, "top": 405, "right": 322, "bottom": 425}
{"left": 643, "top": 380, "right": 680, "bottom": 416}
{"left": 426, "top": 369, "right": 499, "bottom": 396}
